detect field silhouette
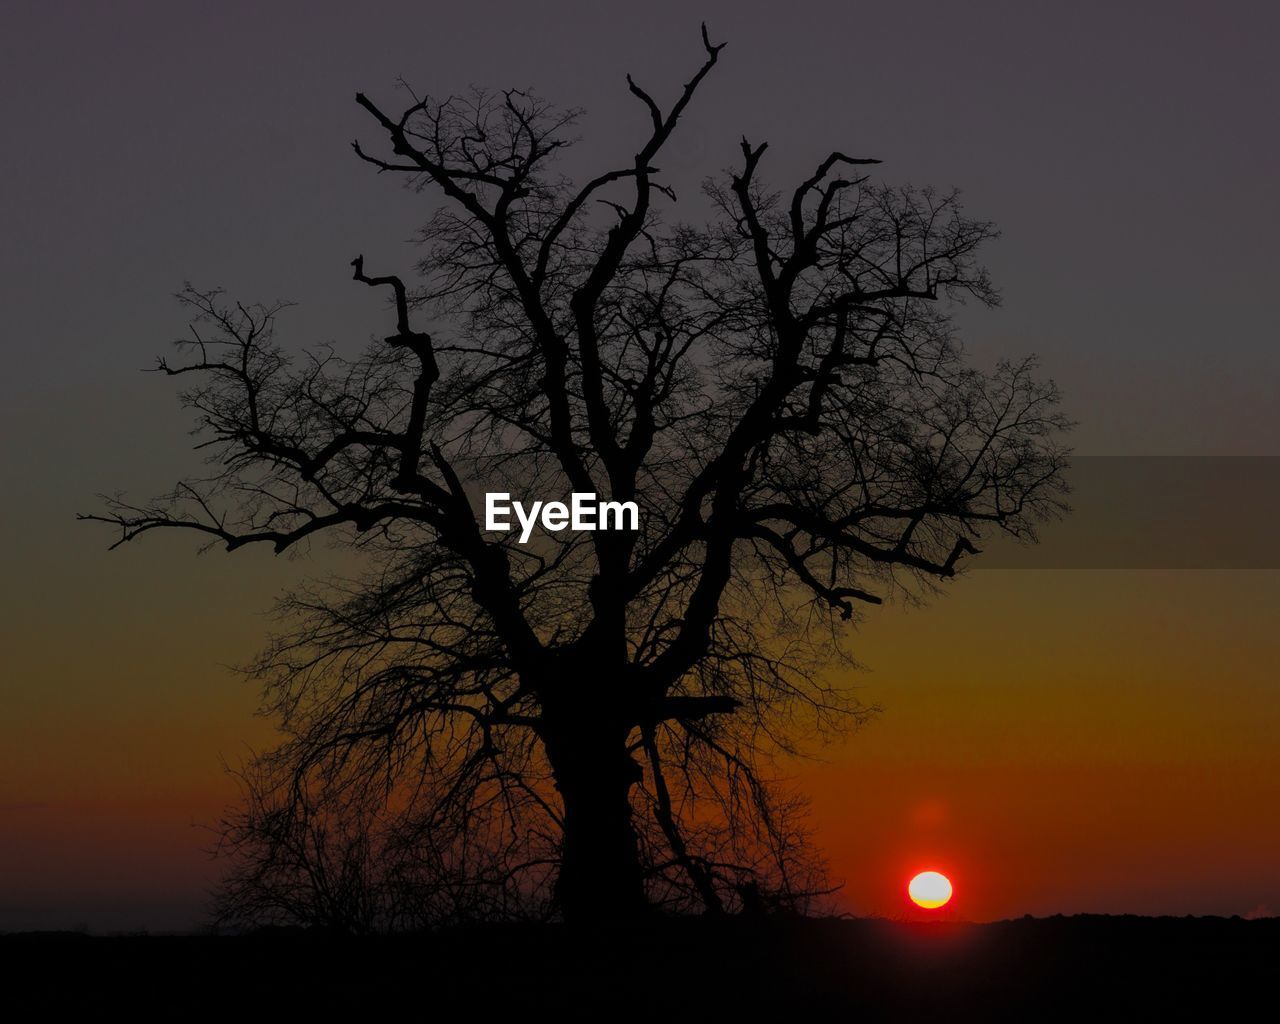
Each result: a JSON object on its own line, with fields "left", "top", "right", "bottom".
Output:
{"left": 6, "top": 914, "right": 1276, "bottom": 1016}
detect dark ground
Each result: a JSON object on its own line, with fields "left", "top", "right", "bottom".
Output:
{"left": 3, "top": 915, "right": 1275, "bottom": 1018}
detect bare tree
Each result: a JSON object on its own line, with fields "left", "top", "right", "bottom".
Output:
{"left": 85, "top": 25, "right": 1069, "bottom": 925}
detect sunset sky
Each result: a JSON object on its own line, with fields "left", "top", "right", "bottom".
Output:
{"left": 2, "top": 0, "right": 1277, "bottom": 930}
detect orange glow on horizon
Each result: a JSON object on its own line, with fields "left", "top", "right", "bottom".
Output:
{"left": 908, "top": 870, "right": 954, "bottom": 909}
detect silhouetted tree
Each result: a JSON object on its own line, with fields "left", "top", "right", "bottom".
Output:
{"left": 86, "top": 25, "right": 1069, "bottom": 925}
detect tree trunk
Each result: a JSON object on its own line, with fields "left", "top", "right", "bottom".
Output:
{"left": 545, "top": 723, "right": 647, "bottom": 923}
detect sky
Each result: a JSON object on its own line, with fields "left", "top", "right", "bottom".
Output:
{"left": 1, "top": 0, "right": 1277, "bottom": 929}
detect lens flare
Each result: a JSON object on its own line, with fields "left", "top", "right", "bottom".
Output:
{"left": 908, "top": 870, "right": 953, "bottom": 909}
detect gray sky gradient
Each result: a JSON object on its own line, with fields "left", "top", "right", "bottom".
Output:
{"left": 1, "top": 0, "right": 1277, "bottom": 930}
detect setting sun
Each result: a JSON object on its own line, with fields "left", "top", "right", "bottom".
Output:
{"left": 908, "top": 871, "right": 954, "bottom": 909}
